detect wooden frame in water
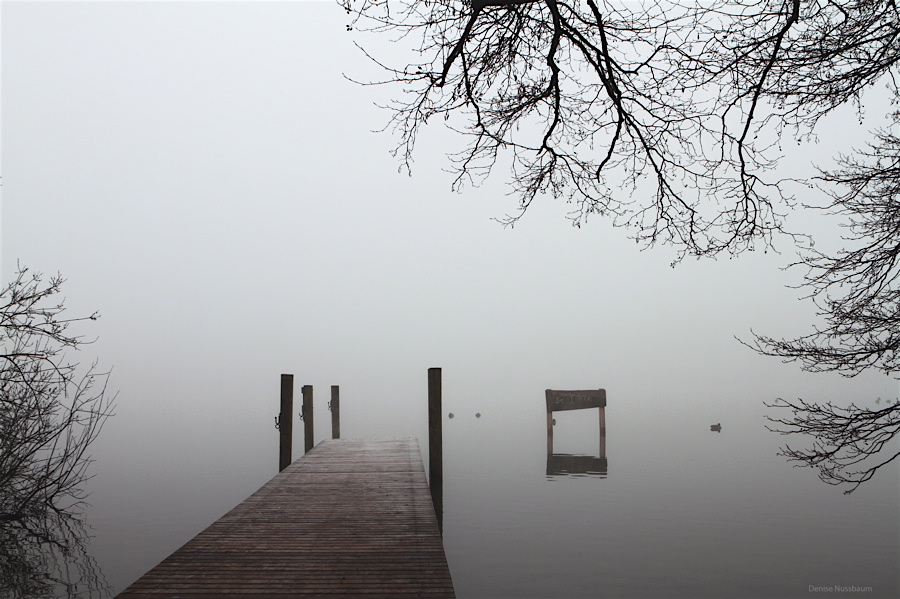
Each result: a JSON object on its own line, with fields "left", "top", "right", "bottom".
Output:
{"left": 545, "top": 389, "right": 607, "bottom": 476}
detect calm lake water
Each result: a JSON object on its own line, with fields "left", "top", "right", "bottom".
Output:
{"left": 441, "top": 396, "right": 899, "bottom": 599}
{"left": 63, "top": 382, "right": 898, "bottom": 599}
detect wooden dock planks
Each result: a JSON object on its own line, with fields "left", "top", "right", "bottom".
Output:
{"left": 116, "top": 438, "right": 455, "bottom": 598}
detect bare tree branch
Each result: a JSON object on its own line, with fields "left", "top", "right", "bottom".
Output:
{"left": 748, "top": 112, "right": 900, "bottom": 375}
{"left": 1, "top": 265, "right": 115, "bottom": 521}
{"left": 765, "top": 396, "right": 900, "bottom": 493}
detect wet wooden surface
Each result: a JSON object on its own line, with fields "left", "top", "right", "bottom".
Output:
{"left": 116, "top": 438, "right": 455, "bottom": 598}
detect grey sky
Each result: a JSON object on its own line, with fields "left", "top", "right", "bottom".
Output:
{"left": 2, "top": 0, "right": 895, "bottom": 513}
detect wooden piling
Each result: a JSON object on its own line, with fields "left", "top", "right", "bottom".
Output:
{"left": 599, "top": 405, "right": 607, "bottom": 458}
{"left": 279, "top": 374, "right": 293, "bottom": 472}
{"left": 428, "top": 367, "right": 443, "bottom": 533}
{"left": 331, "top": 385, "right": 340, "bottom": 439}
{"left": 302, "top": 384, "right": 314, "bottom": 453}
{"left": 547, "top": 411, "right": 554, "bottom": 455}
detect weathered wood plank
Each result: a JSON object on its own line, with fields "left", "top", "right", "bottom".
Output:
{"left": 545, "top": 388, "right": 606, "bottom": 412}
{"left": 115, "top": 438, "right": 454, "bottom": 598}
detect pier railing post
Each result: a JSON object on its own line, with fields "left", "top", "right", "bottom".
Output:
{"left": 331, "top": 385, "right": 340, "bottom": 439}
{"left": 428, "top": 367, "right": 443, "bottom": 532}
{"left": 279, "top": 374, "right": 293, "bottom": 472}
{"left": 302, "top": 384, "right": 314, "bottom": 453}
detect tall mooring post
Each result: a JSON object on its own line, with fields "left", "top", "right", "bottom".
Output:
{"left": 330, "top": 385, "right": 340, "bottom": 439}
{"left": 278, "top": 374, "right": 293, "bottom": 472}
{"left": 428, "top": 367, "right": 443, "bottom": 533}
{"left": 302, "top": 384, "right": 314, "bottom": 453}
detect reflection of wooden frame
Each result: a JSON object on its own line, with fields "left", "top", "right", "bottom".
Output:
{"left": 546, "top": 453, "right": 608, "bottom": 477}
{"left": 545, "top": 389, "right": 607, "bottom": 476}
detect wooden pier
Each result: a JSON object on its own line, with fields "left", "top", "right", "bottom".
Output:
{"left": 116, "top": 438, "right": 455, "bottom": 598}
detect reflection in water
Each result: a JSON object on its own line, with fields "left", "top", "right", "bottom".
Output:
{"left": 545, "top": 389, "right": 608, "bottom": 478}
{"left": 0, "top": 511, "right": 109, "bottom": 598}
{"left": 546, "top": 453, "right": 608, "bottom": 477}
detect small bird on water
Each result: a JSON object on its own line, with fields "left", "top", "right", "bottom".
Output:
{"left": 710, "top": 423, "right": 722, "bottom": 432}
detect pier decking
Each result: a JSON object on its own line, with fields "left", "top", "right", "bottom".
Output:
{"left": 116, "top": 438, "right": 455, "bottom": 598}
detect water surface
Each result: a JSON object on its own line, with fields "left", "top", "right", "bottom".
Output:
{"left": 78, "top": 384, "right": 899, "bottom": 599}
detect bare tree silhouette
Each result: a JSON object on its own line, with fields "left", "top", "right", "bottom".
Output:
{"left": 339, "top": 0, "right": 896, "bottom": 257}
{"left": 749, "top": 120, "right": 900, "bottom": 492}
{"left": 765, "top": 396, "right": 900, "bottom": 494}
{"left": 749, "top": 120, "right": 900, "bottom": 376}
{"left": 338, "top": 0, "right": 900, "bottom": 491}
{"left": 1, "top": 265, "right": 115, "bottom": 595}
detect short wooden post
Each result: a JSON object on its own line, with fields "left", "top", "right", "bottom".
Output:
{"left": 547, "top": 411, "right": 554, "bottom": 455}
{"left": 278, "top": 374, "right": 293, "bottom": 472}
{"left": 302, "top": 384, "right": 314, "bottom": 454}
{"left": 428, "top": 367, "right": 443, "bottom": 533}
{"left": 599, "top": 405, "right": 607, "bottom": 459}
{"left": 330, "top": 385, "right": 340, "bottom": 439}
